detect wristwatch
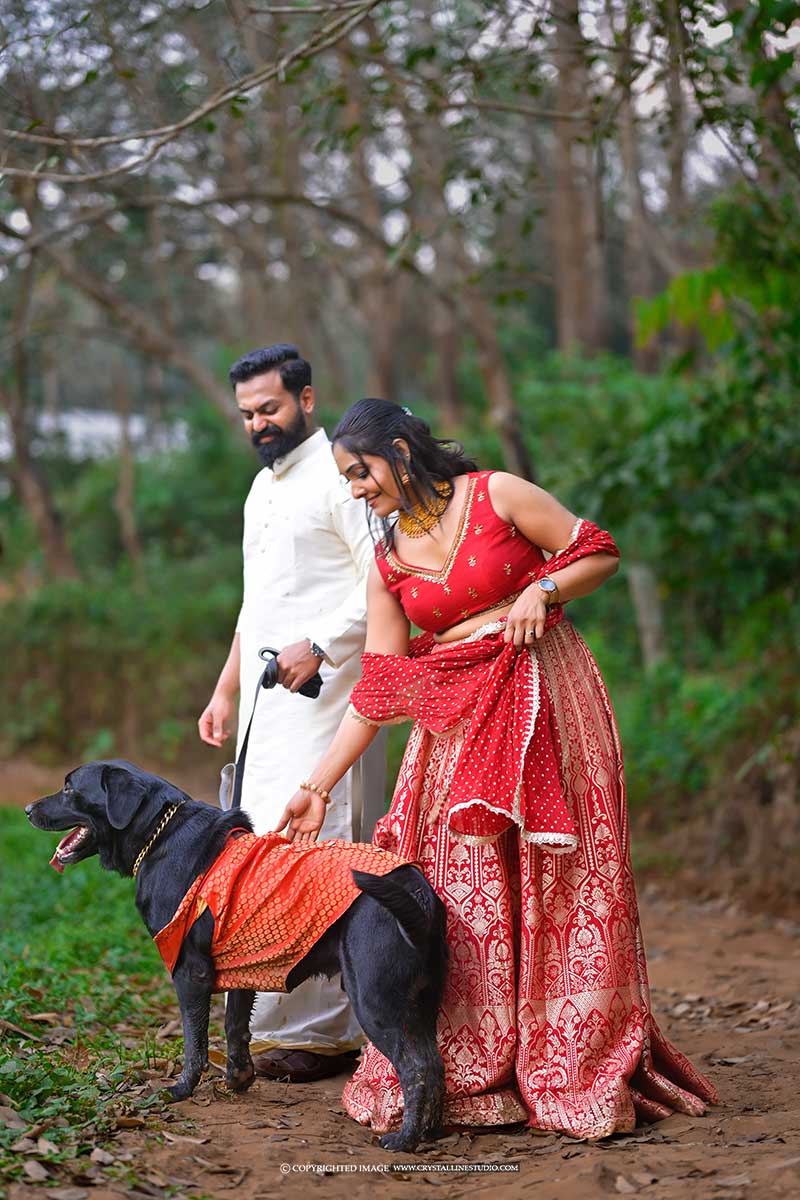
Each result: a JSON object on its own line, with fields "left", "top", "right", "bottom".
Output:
{"left": 309, "top": 641, "right": 327, "bottom": 661}
{"left": 537, "top": 578, "right": 559, "bottom": 605}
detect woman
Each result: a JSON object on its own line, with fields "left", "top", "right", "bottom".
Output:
{"left": 274, "top": 398, "right": 717, "bottom": 1140}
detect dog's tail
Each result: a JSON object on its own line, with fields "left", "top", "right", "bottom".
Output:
{"left": 351, "top": 868, "right": 437, "bottom": 957}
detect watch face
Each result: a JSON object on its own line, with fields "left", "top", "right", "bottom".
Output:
{"left": 539, "top": 579, "right": 557, "bottom": 593}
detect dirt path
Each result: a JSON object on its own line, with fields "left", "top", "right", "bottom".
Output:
{"left": 8, "top": 889, "right": 796, "bottom": 1200}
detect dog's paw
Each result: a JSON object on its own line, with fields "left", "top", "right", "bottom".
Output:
{"left": 379, "top": 1130, "right": 418, "bottom": 1152}
{"left": 226, "top": 1063, "right": 255, "bottom": 1093}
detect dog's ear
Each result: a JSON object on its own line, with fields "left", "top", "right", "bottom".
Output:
{"left": 101, "top": 766, "right": 152, "bottom": 830}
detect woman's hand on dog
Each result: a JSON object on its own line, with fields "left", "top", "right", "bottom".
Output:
{"left": 274, "top": 788, "right": 326, "bottom": 843}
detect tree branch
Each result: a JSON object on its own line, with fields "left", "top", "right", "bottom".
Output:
{"left": 0, "top": 0, "right": 384, "bottom": 184}
{"left": 0, "top": 187, "right": 399, "bottom": 265}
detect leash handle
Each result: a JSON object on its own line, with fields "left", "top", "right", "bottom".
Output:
{"left": 230, "top": 646, "right": 323, "bottom": 810}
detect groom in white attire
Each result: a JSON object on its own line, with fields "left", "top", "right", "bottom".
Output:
{"left": 198, "top": 343, "right": 386, "bottom": 1082}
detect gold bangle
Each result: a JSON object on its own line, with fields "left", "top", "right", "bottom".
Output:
{"left": 300, "top": 780, "right": 332, "bottom": 804}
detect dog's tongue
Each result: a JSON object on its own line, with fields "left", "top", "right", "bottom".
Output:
{"left": 49, "top": 826, "right": 84, "bottom": 873}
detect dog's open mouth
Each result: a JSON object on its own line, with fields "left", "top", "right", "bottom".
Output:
{"left": 50, "top": 826, "right": 93, "bottom": 873}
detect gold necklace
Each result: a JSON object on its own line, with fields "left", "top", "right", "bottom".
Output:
{"left": 131, "top": 803, "right": 184, "bottom": 878}
{"left": 397, "top": 481, "right": 451, "bottom": 538}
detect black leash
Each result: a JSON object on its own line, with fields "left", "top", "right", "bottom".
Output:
{"left": 231, "top": 646, "right": 323, "bottom": 810}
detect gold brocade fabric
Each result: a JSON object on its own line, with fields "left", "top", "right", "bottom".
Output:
{"left": 342, "top": 622, "right": 719, "bottom": 1138}
{"left": 154, "top": 832, "right": 407, "bottom": 992}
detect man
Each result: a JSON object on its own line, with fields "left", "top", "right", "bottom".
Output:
{"left": 198, "top": 343, "right": 386, "bottom": 1082}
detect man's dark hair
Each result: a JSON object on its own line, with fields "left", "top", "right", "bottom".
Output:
{"left": 228, "top": 344, "right": 312, "bottom": 400}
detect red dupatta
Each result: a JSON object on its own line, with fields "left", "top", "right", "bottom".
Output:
{"left": 350, "top": 520, "right": 619, "bottom": 852}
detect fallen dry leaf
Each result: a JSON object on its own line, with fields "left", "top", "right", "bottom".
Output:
{"left": 27, "top": 1121, "right": 54, "bottom": 1138}
{"left": 116, "top": 1115, "right": 146, "bottom": 1129}
{"left": 0, "top": 1106, "right": 27, "bottom": 1130}
{"left": 144, "top": 1169, "right": 169, "bottom": 1188}
{"left": 49, "top": 1188, "right": 89, "bottom": 1200}
{"left": 10, "top": 1137, "right": 36, "bottom": 1153}
{"left": 0, "top": 1017, "right": 42, "bottom": 1041}
{"left": 156, "top": 1018, "right": 182, "bottom": 1041}
{"left": 22, "top": 1159, "right": 50, "bottom": 1182}
{"left": 90, "top": 1147, "right": 115, "bottom": 1165}
{"left": 213, "top": 1168, "right": 248, "bottom": 1190}
{"left": 190, "top": 1155, "right": 242, "bottom": 1174}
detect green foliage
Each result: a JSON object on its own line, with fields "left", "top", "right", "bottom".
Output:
{"left": 442, "top": 332, "right": 799, "bottom": 817}
{"left": 0, "top": 808, "right": 174, "bottom": 1184}
{"left": 637, "top": 187, "right": 800, "bottom": 367}
{"left": 0, "top": 405, "right": 255, "bottom": 760}
{"left": 0, "top": 554, "right": 241, "bottom": 760}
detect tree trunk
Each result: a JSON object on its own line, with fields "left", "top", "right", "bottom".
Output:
{"left": 340, "top": 45, "right": 405, "bottom": 400}
{"left": 112, "top": 362, "right": 144, "bottom": 574}
{"left": 663, "top": 0, "right": 688, "bottom": 224}
{"left": 432, "top": 298, "right": 463, "bottom": 430}
{"left": 618, "top": 11, "right": 657, "bottom": 368}
{"left": 551, "top": 0, "right": 609, "bottom": 350}
{"left": 627, "top": 562, "right": 666, "bottom": 671}
{"left": 1, "top": 388, "right": 79, "bottom": 579}
{"left": 3, "top": 254, "right": 79, "bottom": 579}
{"left": 464, "top": 292, "right": 536, "bottom": 481}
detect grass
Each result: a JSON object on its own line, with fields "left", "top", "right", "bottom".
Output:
{"left": 0, "top": 806, "right": 185, "bottom": 1192}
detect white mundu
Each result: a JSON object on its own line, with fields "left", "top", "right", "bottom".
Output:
{"left": 234, "top": 428, "right": 386, "bottom": 1053}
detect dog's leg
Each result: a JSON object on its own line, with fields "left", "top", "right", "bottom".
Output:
{"left": 412, "top": 1023, "right": 445, "bottom": 1142}
{"left": 351, "top": 1022, "right": 435, "bottom": 1152}
{"left": 169, "top": 963, "right": 213, "bottom": 1101}
{"left": 225, "top": 989, "right": 256, "bottom": 1093}
{"left": 340, "top": 938, "right": 441, "bottom": 1151}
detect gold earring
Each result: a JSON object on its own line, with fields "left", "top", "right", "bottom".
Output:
{"left": 400, "top": 471, "right": 410, "bottom": 485}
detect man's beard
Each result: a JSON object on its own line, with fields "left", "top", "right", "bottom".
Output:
{"left": 252, "top": 405, "right": 309, "bottom": 467}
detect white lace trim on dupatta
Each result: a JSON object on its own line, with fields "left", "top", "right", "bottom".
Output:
{"left": 446, "top": 627, "right": 578, "bottom": 855}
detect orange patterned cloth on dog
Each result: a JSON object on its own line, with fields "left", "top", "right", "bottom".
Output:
{"left": 153, "top": 831, "right": 407, "bottom": 992}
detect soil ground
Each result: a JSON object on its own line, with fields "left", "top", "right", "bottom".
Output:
{"left": 4, "top": 763, "right": 800, "bottom": 1200}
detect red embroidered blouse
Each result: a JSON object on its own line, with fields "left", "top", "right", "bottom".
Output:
{"left": 375, "top": 470, "right": 544, "bottom": 634}
{"left": 354, "top": 495, "right": 621, "bottom": 851}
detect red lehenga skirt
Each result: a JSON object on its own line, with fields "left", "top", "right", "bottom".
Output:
{"left": 342, "top": 620, "right": 717, "bottom": 1138}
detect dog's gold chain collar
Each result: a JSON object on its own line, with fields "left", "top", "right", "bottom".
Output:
{"left": 131, "top": 803, "right": 184, "bottom": 879}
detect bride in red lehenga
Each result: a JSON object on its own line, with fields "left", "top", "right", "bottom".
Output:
{"left": 275, "top": 398, "right": 717, "bottom": 1140}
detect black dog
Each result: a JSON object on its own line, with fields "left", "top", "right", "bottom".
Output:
{"left": 26, "top": 760, "right": 447, "bottom": 1151}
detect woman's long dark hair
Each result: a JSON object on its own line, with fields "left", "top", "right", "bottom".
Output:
{"left": 332, "top": 398, "right": 479, "bottom": 545}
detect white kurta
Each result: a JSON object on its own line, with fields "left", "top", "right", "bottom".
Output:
{"left": 234, "top": 429, "right": 386, "bottom": 1052}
